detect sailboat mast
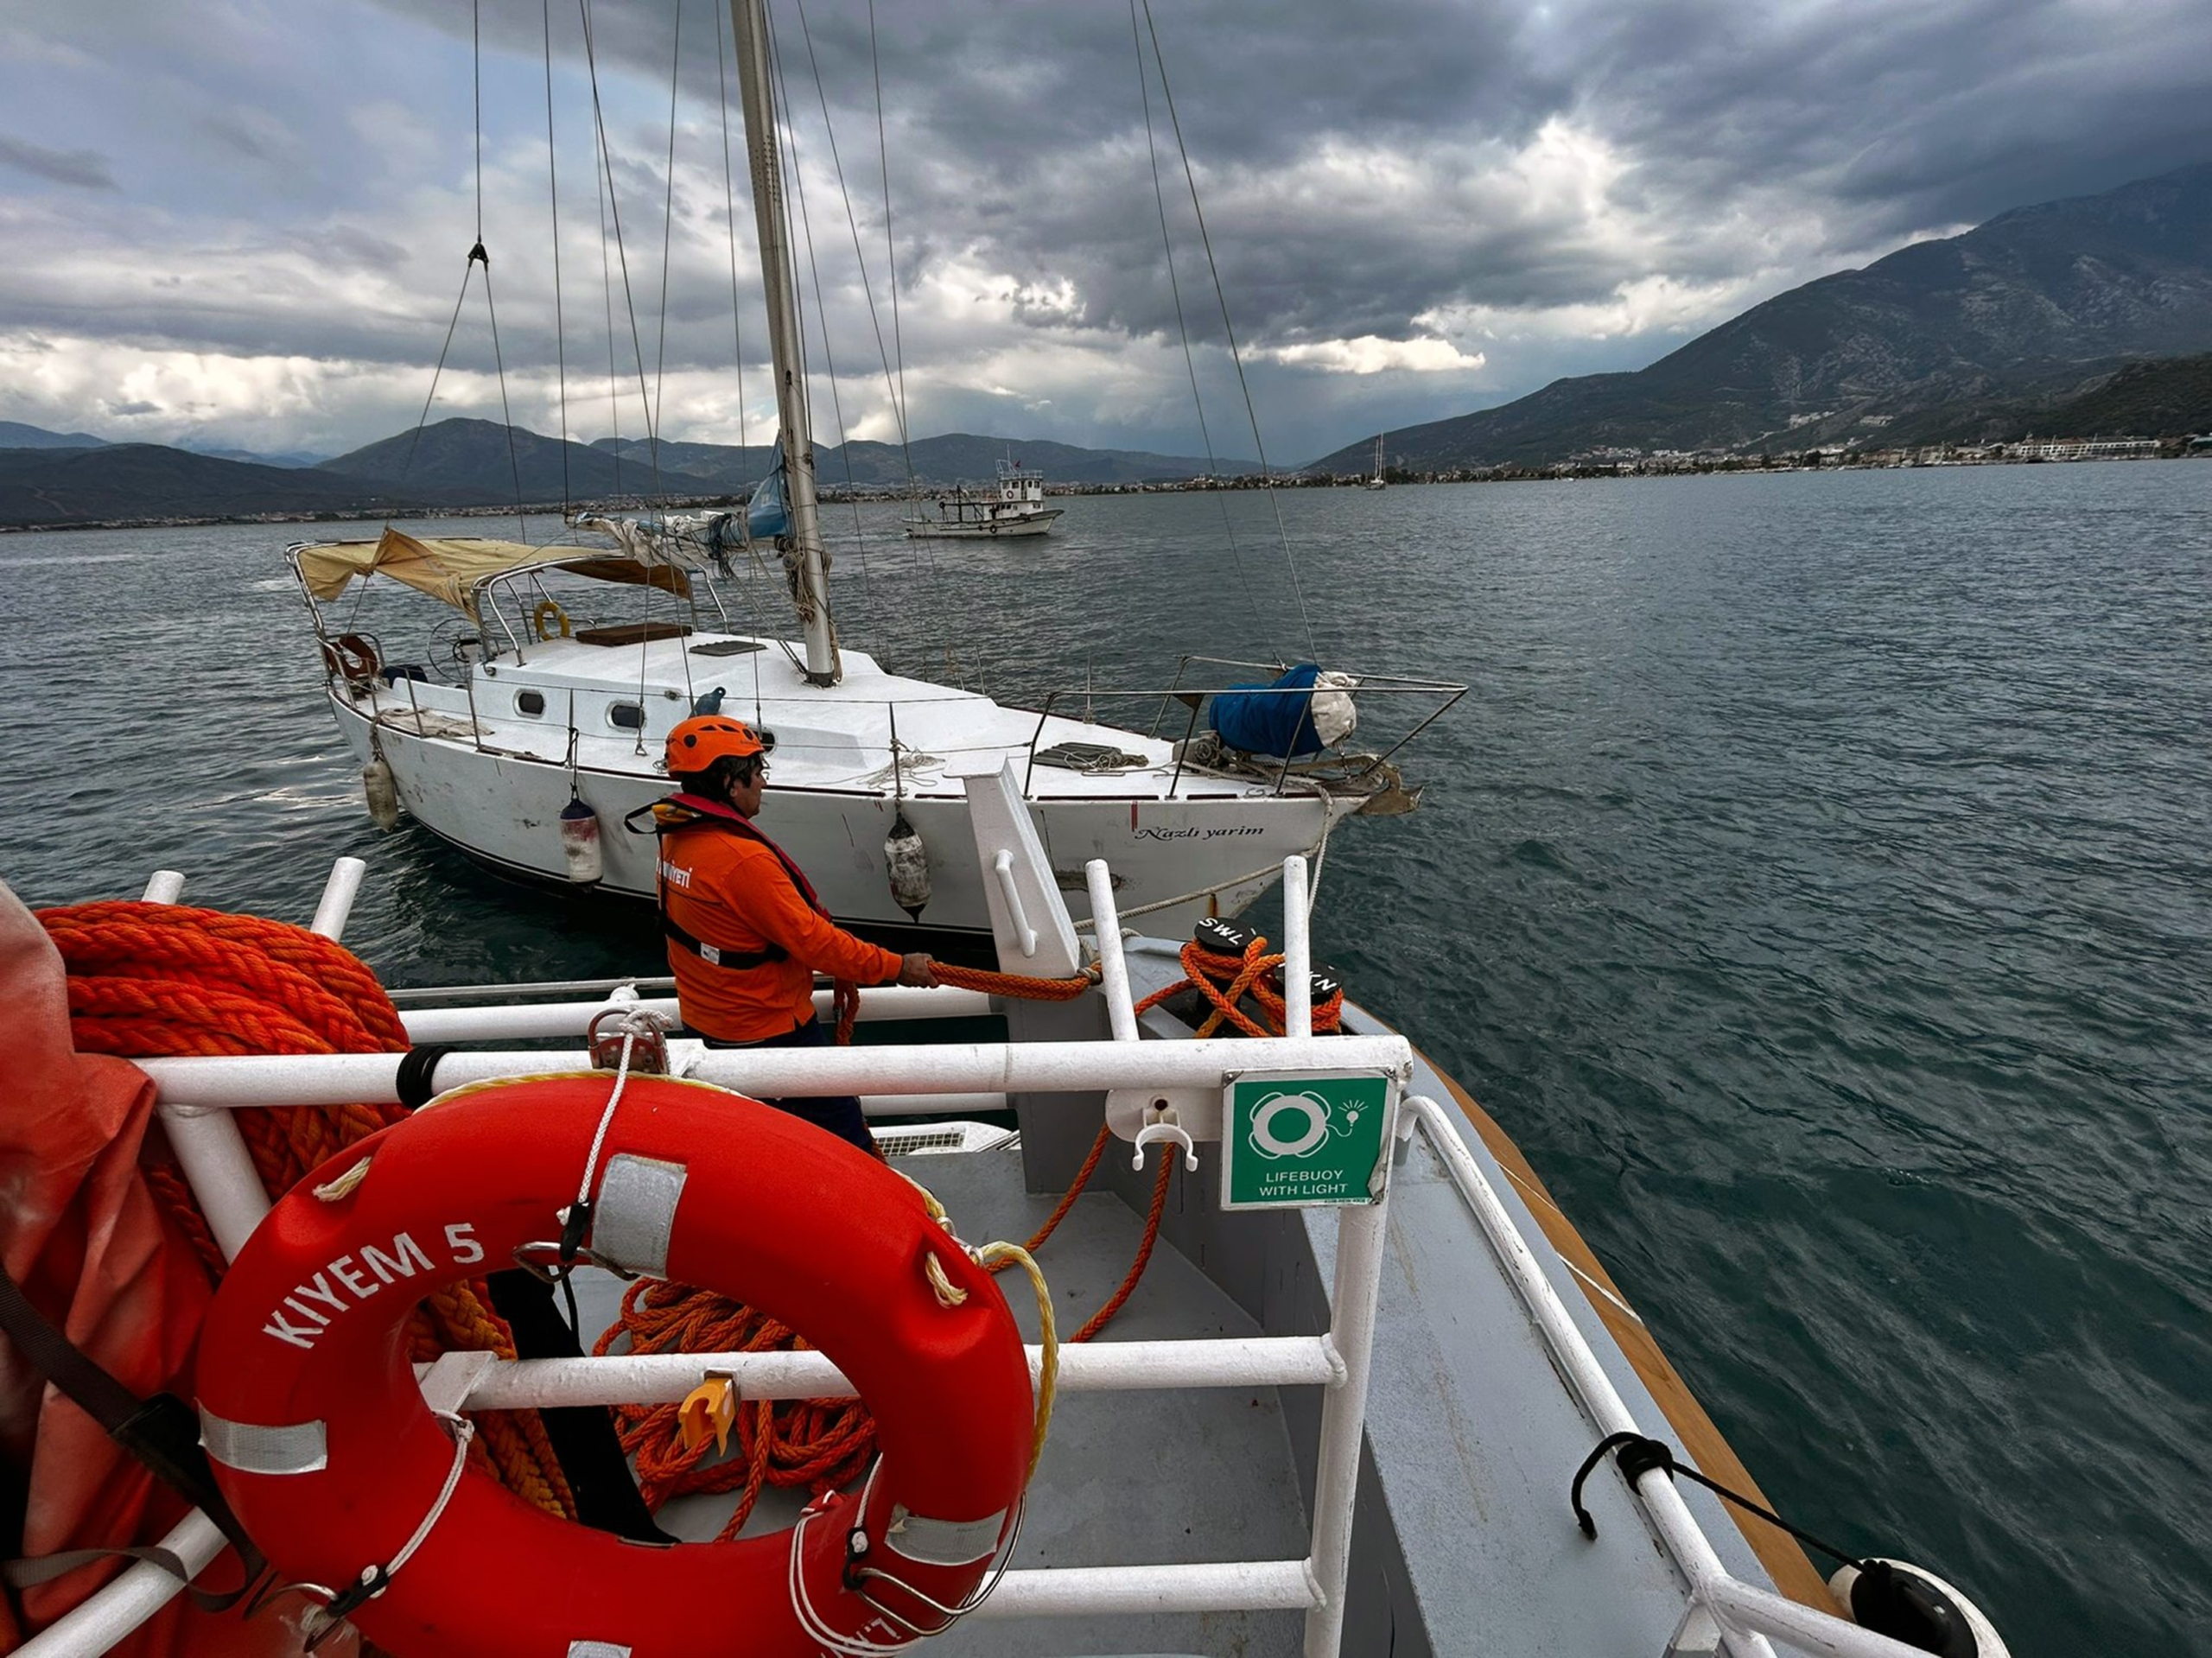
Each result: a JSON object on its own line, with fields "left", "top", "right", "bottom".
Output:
{"left": 729, "top": 0, "right": 836, "bottom": 684}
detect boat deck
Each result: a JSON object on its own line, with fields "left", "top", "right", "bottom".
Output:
{"left": 569, "top": 936, "right": 1808, "bottom": 1656}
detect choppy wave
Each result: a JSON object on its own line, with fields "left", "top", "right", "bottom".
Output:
{"left": 3, "top": 467, "right": 2208, "bottom": 1654}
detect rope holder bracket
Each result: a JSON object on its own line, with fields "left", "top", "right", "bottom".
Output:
{"left": 1105, "top": 1086, "right": 1217, "bottom": 1152}
{"left": 1129, "top": 1102, "right": 1198, "bottom": 1172}
{"left": 589, "top": 1005, "right": 675, "bottom": 1074}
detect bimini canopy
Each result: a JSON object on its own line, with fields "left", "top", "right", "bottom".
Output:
{"left": 293, "top": 527, "right": 692, "bottom": 613}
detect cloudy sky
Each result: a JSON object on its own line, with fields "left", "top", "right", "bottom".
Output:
{"left": 2, "top": 0, "right": 2209, "bottom": 466}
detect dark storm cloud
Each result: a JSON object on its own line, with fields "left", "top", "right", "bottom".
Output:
{"left": 393, "top": 0, "right": 2209, "bottom": 361}
{"left": 2, "top": 0, "right": 2208, "bottom": 457}
{"left": 0, "top": 135, "right": 118, "bottom": 190}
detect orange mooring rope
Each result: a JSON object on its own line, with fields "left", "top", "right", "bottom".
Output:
{"left": 1132, "top": 932, "right": 1345, "bottom": 1039}
{"left": 933, "top": 961, "right": 1095, "bottom": 1002}
{"left": 35, "top": 899, "right": 576, "bottom": 1520}
{"left": 987, "top": 931, "right": 1344, "bottom": 1330}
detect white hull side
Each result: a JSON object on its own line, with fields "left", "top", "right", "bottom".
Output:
{"left": 334, "top": 702, "right": 1342, "bottom": 937}
{"left": 903, "top": 511, "right": 1062, "bottom": 540}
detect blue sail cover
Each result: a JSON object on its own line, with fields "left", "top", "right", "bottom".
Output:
{"left": 747, "top": 452, "right": 791, "bottom": 541}
{"left": 1210, "top": 663, "right": 1327, "bottom": 759}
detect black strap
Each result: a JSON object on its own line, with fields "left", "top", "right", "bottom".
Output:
{"left": 659, "top": 909, "right": 786, "bottom": 971}
{"left": 482, "top": 1271, "right": 674, "bottom": 1544}
{"left": 394, "top": 1043, "right": 454, "bottom": 1110}
{"left": 1569, "top": 1431, "right": 1864, "bottom": 1569}
{"left": 0, "top": 1266, "right": 267, "bottom": 1611}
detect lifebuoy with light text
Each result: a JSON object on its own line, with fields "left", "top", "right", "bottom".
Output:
{"left": 193, "top": 1074, "right": 1035, "bottom": 1657}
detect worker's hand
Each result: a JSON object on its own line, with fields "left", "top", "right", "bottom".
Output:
{"left": 896, "top": 951, "right": 941, "bottom": 988}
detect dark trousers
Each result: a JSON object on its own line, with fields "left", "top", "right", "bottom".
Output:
{"left": 691, "top": 1015, "right": 874, "bottom": 1153}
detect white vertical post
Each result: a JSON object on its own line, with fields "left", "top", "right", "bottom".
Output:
{"left": 138, "top": 872, "right": 272, "bottom": 1262}
{"left": 1303, "top": 1191, "right": 1390, "bottom": 1657}
{"left": 1281, "top": 856, "right": 1312, "bottom": 1039}
{"left": 1086, "top": 860, "right": 1138, "bottom": 1044}
{"left": 308, "top": 855, "right": 367, "bottom": 940}
{"left": 1296, "top": 848, "right": 1383, "bottom": 1656}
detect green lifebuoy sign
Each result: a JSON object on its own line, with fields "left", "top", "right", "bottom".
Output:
{"left": 1219, "top": 1070, "right": 1395, "bottom": 1210}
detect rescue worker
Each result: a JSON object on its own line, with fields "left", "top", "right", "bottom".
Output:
{"left": 635, "top": 715, "right": 938, "bottom": 1153}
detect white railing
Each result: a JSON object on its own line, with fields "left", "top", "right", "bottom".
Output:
{"left": 32, "top": 856, "right": 1957, "bottom": 1658}
{"left": 1402, "top": 1090, "right": 1967, "bottom": 1658}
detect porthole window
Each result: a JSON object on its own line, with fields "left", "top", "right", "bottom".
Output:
{"left": 608, "top": 702, "right": 646, "bottom": 731}
{"left": 516, "top": 690, "right": 546, "bottom": 717}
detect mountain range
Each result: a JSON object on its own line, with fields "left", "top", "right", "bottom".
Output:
{"left": 317, "top": 423, "right": 1256, "bottom": 497}
{"left": 0, "top": 417, "right": 1256, "bottom": 529}
{"left": 7, "top": 162, "right": 2211, "bottom": 527}
{"left": 1312, "top": 162, "right": 2212, "bottom": 473}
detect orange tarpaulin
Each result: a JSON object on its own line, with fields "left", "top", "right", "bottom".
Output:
{"left": 0, "top": 881, "right": 317, "bottom": 1658}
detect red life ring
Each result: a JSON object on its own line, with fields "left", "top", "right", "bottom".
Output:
{"left": 194, "top": 1075, "right": 1034, "bottom": 1657}
{"left": 320, "top": 632, "right": 378, "bottom": 683}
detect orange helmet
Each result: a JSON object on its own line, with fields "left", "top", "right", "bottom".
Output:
{"left": 665, "top": 715, "right": 766, "bottom": 773}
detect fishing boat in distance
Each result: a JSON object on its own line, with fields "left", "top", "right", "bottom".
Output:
{"left": 282, "top": 0, "right": 1459, "bottom": 941}
{"left": 5, "top": 784, "right": 2011, "bottom": 1658}
{"left": 904, "top": 459, "right": 1064, "bottom": 539}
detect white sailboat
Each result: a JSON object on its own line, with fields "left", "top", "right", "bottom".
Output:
{"left": 289, "top": 2, "right": 1457, "bottom": 940}
{"left": 904, "top": 458, "right": 1064, "bottom": 538}
{"left": 1363, "top": 432, "right": 1388, "bottom": 489}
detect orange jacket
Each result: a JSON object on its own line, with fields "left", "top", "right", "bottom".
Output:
{"left": 654, "top": 798, "right": 902, "bottom": 1042}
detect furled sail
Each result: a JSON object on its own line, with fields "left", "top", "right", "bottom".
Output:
{"left": 745, "top": 452, "right": 791, "bottom": 542}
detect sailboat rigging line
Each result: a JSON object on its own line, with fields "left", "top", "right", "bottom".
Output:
{"left": 794, "top": 0, "right": 909, "bottom": 473}
{"left": 480, "top": 261, "right": 533, "bottom": 545}
{"left": 1129, "top": 0, "right": 1274, "bottom": 661}
{"left": 472, "top": 0, "right": 484, "bottom": 240}
{"left": 456, "top": 2, "right": 526, "bottom": 539}
{"left": 543, "top": 0, "right": 570, "bottom": 515}
{"left": 1140, "top": 0, "right": 1319, "bottom": 666}
{"left": 397, "top": 263, "right": 477, "bottom": 501}
{"left": 789, "top": 0, "right": 887, "bottom": 624}
{"left": 712, "top": 0, "right": 750, "bottom": 461}
{"left": 575, "top": 0, "right": 663, "bottom": 499}
{"left": 776, "top": 3, "right": 984, "bottom": 690}
{"left": 649, "top": 0, "right": 683, "bottom": 489}
{"left": 769, "top": 6, "right": 874, "bottom": 649}
{"left": 587, "top": 2, "right": 621, "bottom": 499}
{"left": 869, "top": 0, "right": 916, "bottom": 492}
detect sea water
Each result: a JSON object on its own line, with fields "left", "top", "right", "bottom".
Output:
{"left": 3, "top": 460, "right": 2207, "bottom": 1655}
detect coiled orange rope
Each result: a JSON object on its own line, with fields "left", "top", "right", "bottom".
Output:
{"left": 1132, "top": 931, "right": 1345, "bottom": 1038}
{"left": 36, "top": 900, "right": 576, "bottom": 1520}
{"left": 590, "top": 1284, "right": 875, "bottom": 1538}
{"left": 597, "top": 957, "right": 1102, "bottom": 1529}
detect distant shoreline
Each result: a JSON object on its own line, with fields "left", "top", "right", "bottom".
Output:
{"left": 2, "top": 449, "right": 2202, "bottom": 535}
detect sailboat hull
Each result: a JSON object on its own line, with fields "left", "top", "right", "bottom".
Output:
{"left": 333, "top": 696, "right": 1348, "bottom": 937}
